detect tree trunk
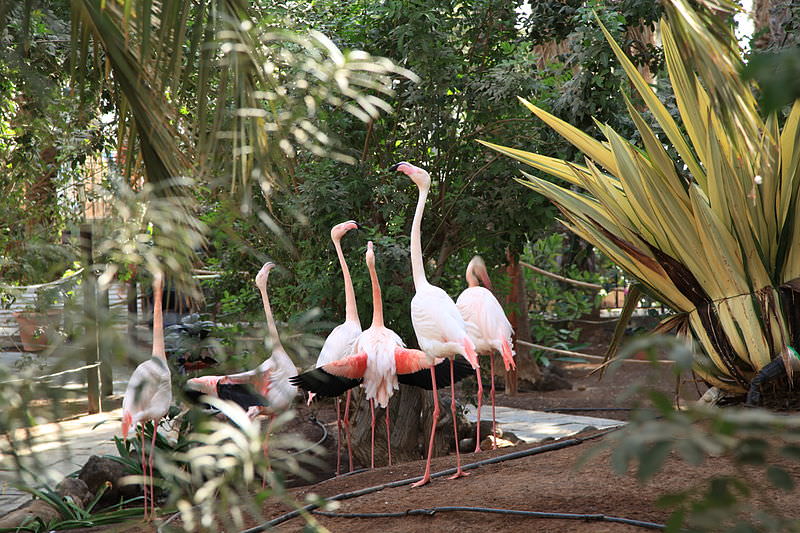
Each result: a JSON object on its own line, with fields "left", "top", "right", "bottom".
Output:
{"left": 505, "top": 249, "right": 541, "bottom": 394}
{"left": 349, "top": 384, "right": 451, "bottom": 467}
{"left": 753, "top": 0, "right": 799, "bottom": 51}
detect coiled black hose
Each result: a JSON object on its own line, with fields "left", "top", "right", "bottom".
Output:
{"left": 312, "top": 506, "right": 665, "bottom": 530}
{"left": 241, "top": 427, "right": 620, "bottom": 532}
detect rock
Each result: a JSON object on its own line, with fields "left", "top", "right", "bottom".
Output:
{"left": 57, "top": 478, "right": 92, "bottom": 508}
{"left": 698, "top": 386, "right": 724, "bottom": 406}
{"left": 0, "top": 478, "right": 91, "bottom": 529}
{"left": 78, "top": 455, "right": 138, "bottom": 507}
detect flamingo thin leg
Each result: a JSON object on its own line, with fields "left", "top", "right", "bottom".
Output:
{"left": 262, "top": 415, "right": 273, "bottom": 489}
{"left": 385, "top": 407, "right": 392, "bottom": 466}
{"left": 412, "top": 367, "right": 439, "bottom": 488}
{"left": 370, "top": 399, "right": 375, "bottom": 469}
{"left": 448, "top": 359, "right": 469, "bottom": 480}
{"left": 335, "top": 398, "right": 342, "bottom": 476}
{"left": 344, "top": 391, "right": 353, "bottom": 472}
{"left": 473, "top": 365, "right": 483, "bottom": 453}
{"left": 490, "top": 352, "right": 497, "bottom": 449}
{"left": 139, "top": 427, "right": 148, "bottom": 520}
{"left": 149, "top": 421, "right": 158, "bottom": 519}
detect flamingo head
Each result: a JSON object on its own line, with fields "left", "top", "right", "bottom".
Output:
{"left": 186, "top": 375, "right": 221, "bottom": 396}
{"left": 390, "top": 161, "right": 430, "bottom": 190}
{"left": 467, "top": 255, "right": 492, "bottom": 290}
{"left": 366, "top": 241, "right": 376, "bottom": 269}
{"left": 331, "top": 220, "right": 360, "bottom": 241}
{"left": 255, "top": 262, "right": 276, "bottom": 290}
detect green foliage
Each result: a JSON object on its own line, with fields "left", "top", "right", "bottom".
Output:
{"left": 591, "top": 336, "right": 800, "bottom": 532}
{"left": 4, "top": 484, "right": 143, "bottom": 533}
{"left": 522, "top": 233, "right": 618, "bottom": 363}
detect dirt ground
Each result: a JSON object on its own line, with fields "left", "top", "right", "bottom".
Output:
{"left": 68, "top": 325, "right": 800, "bottom": 532}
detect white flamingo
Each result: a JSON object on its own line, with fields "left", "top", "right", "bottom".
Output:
{"left": 121, "top": 271, "right": 170, "bottom": 521}
{"left": 457, "top": 255, "right": 515, "bottom": 450}
{"left": 186, "top": 262, "right": 297, "bottom": 420}
{"left": 391, "top": 161, "right": 482, "bottom": 487}
{"left": 310, "top": 220, "right": 362, "bottom": 474}
{"left": 291, "top": 241, "right": 464, "bottom": 469}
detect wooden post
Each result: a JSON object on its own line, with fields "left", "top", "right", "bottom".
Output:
{"left": 80, "top": 223, "right": 101, "bottom": 414}
{"left": 505, "top": 249, "right": 541, "bottom": 395}
{"left": 99, "top": 281, "right": 113, "bottom": 398}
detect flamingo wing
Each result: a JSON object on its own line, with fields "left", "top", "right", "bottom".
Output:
{"left": 316, "top": 321, "right": 362, "bottom": 367}
{"left": 289, "top": 352, "right": 367, "bottom": 398}
{"left": 397, "top": 358, "right": 474, "bottom": 389}
{"left": 411, "top": 287, "right": 469, "bottom": 345}
{"left": 290, "top": 369, "right": 361, "bottom": 398}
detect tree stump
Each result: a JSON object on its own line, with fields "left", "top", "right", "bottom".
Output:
{"left": 349, "top": 384, "right": 453, "bottom": 467}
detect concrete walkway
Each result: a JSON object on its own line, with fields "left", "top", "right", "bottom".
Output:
{"left": 0, "top": 349, "right": 130, "bottom": 515}
{"left": 0, "top": 408, "right": 123, "bottom": 515}
{"left": 465, "top": 404, "right": 625, "bottom": 444}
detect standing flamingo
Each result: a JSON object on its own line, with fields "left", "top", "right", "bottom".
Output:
{"left": 292, "top": 242, "right": 470, "bottom": 468}
{"left": 457, "top": 255, "right": 515, "bottom": 450}
{"left": 185, "top": 263, "right": 297, "bottom": 422}
{"left": 391, "top": 161, "right": 482, "bottom": 487}
{"left": 309, "top": 220, "right": 361, "bottom": 475}
{"left": 121, "top": 272, "right": 171, "bottom": 520}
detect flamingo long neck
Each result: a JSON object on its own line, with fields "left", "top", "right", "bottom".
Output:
{"left": 259, "top": 281, "right": 284, "bottom": 352}
{"left": 334, "top": 237, "right": 360, "bottom": 325}
{"left": 368, "top": 259, "right": 384, "bottom": 328}
{"left": 466, "top": 263, "right": 480, "bottom": 288}
{"left": 410, "top": 184, "right": 430, "bottom": 288}
{"left": 152, "top": 277, "right": 166, "bottom": 361}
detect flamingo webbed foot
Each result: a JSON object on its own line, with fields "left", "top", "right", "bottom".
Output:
{"left": 447, "top": 470, "right": 470, "bottom": 480}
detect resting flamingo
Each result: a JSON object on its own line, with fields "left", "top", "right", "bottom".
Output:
{"left": 457, "top": 255, "right": 515, "bottom": 450}
{"left": 291, "top": 241, "right": 471, "bottom": 468}
{"left": 391, "top": 161, "right": 482, "bottom": 487}
{"left": 121, "top": 271, "right": 170, "bottom": 521}
{"left": 310, "top": 220, "right": 362, "bottom": 475}
{"left": 185, "top": 262, "right": 297, "bottom": 422}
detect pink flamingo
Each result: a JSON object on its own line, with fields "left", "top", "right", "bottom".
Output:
{"left": 391, "top": 161, "right": 482, "bottom": 487}
{"left": 185, "top": 262, "right": 297, "bottom": 421}
{"left": 121, "top": 272, "right": 171, "bottom": 520}
{"left": 309, "top": 220, "right": 362, "bottom": 475}
{"left": 292, "top": 241, "right": 460, "bottom": 469}
{"left": 457, "top": 255, "right": 515, "bottom": 450}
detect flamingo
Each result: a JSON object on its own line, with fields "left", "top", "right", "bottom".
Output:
{"left": 391, "top": 160, "right": 482, "bottom": 487}
{"left": 291, "top": 241, "right": 471, "bottom": 468}
{"left": 309, "top": 220, "right": 361, "bottom": 475}
{"left": 121, "top": 271, "right": 171, "bottom": 520}
{"left": 457, "top": 255, "right": 515, "bottom": 450}
{"left": 185, "top": 262, "right": 297, "bottom": 422}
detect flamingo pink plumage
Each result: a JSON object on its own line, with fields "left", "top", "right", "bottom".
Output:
{"left": 186, "top": 263, "right": 297, "bottom": 419}
{"left": 292, "top": 241, "right": 438, "bottom": 469}
{"left": 310, "top": 220, "right": 362, "bottom": 474}
{"left": 391, "top": 161, "right": 482, "bottom": 487}
{"left": 457, "top": 255, "right": 515, "bottom": 450}
{"left": 121, "top": 272, "right": 171, "bottom": 520}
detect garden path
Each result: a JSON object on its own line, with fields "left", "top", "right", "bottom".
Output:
{"left": 0, "top": 349, "right": 131, "bottom": 515}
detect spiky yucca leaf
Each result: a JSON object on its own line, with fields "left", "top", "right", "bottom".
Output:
{"left": 483, "top": 0, "right": 800, "bottom": 393}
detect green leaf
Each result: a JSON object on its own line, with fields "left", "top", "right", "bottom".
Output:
{"left": 637, "top": 440, "right": 673, "bottom": 481}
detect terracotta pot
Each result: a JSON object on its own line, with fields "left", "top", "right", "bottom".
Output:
{"left": 13, "top": 310, "right": 61, "bottom": 352}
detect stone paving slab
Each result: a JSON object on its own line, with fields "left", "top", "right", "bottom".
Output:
{"left": 0, "top": 408, "right": 122, "bottom": 515}
{"left": 465, "top": 405, "right": 625, "bottom": 444}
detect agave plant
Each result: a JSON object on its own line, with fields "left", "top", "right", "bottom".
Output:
{"left": 482, "top": 0, "right": 800, "bottom": 395}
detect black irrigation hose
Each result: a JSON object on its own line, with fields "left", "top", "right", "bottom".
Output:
{"left": 311, "top": 506, "right": 665, "bottom": 530}
{"left": 542, "top": 407, "right": 635, "bottom": 412}
{"left": 240, "top": 427, "right": 620, "bottom": 533}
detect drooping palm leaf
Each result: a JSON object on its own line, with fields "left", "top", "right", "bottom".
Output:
{"left": 483, "top": 0, "right": 800, "bottom": 393}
